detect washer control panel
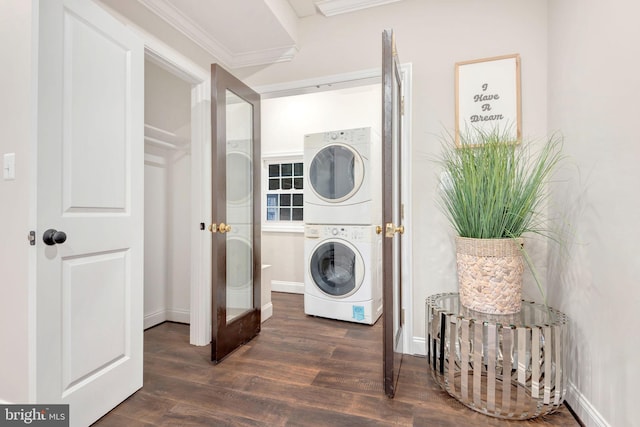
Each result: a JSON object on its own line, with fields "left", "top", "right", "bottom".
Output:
{"left": 321, "top": 127, "right": 369, "bottom": 144}
{"left": 305, "top": 224, "right": 374, "bottom": 242}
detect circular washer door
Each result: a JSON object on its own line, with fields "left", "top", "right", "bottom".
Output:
{"left": 309, "top": 239, "right": 364, "bottom": 298}
{"left": 308, "top": 144, "right": 364, "bottom": 203}
{"left": 226, "top": 235, "right": 252, "bottom": 289}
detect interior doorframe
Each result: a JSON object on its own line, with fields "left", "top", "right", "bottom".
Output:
{"left": 133, "top": 32, "right": 415, "bottom": 349}
{"left": 141, "top": 37, "right": 212, "bottom": 346}
{"left": 255, "top": 65, "right": 414, "bottom": 355}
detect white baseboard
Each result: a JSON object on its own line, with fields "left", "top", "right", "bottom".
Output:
{"left": 146, "top": 303, "right": 273, "bottom": 329}
{"left": 166, "top": 308, "right": 190, "bottom": 324}
{"left": 566, "top": 380, "right": 609, "bottom": 427}
{"left": 262, "top": 302, "right": 273, "bottom": 322}
{"left": 271, "top": 280, "right": 304, "bottom": 294}
{"left": 412, "top": 336, "right": 426, "bottom": 356}
{"left": 144, "top": 309, "right": 167, "bottom": 329}
{"left": 144, "top": 308, "right": 190, "bottom": 329}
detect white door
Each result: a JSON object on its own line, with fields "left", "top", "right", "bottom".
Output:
{"left": 36, "top": 0, "right": 144, "bottom": 425}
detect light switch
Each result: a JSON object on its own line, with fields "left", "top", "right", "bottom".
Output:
{"left": 3, "top": 153, "right": 15, "bottom": 180}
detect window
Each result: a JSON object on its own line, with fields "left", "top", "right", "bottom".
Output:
{"left": 263, "top": 156, "right": 304, "bottom": 229}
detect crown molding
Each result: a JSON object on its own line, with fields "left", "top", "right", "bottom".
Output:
{"left": 315, "top": 0, "right": 401, "bottom": 17}
{"left": 137, "top": 0, "right": 297, "bottom": 68}
{"left": 137, "top": 0, "right": 233, "bottom": 67}
{"left": 232, "top": 45, "right": 300, "bottom": 68}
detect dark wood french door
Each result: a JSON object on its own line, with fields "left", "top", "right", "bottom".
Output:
{"left": 381, "top": 29, "right": 405, "bottom": 397}
{"left": 210, "top": 64, "right": 262, "bottom": 363}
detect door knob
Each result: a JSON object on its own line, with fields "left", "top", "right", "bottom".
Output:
{"left": 384, "top": 223, "right": 404, "bottom": 238}
{"left": 43, "top": 229, "right": 67, "bottom": 246}
{"left": 217, "top": 223, "right": 231, "bottom": 233}
{"left": 207, "top": 223, "right": 232, "bottom": 234}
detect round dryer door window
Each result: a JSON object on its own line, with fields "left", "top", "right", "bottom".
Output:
{"left": 226, "top": 151, "right": 251, "bottom": 204}
{"left": 309, "top": 240, "right": 364, "bottom": 297}
{"left": 226, "top": 237, "right": 252, "bottom": 289}
{"left": 309, "top": 144, "right": 364, "bottom": 203}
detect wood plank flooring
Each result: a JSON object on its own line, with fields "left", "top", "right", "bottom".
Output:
{"left": 93, "top": 293, "right": 581, "bottom": 426}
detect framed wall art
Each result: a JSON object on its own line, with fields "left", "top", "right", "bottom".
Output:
{"left": 455, "top": 54, "right": 521, "bottom": 146}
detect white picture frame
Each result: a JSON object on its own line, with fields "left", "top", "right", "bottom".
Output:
{"left": 455, "top": 54, "right": 521, "bottom": 146}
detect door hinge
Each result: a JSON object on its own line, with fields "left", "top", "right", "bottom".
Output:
{"left": 28, "top": 230, "right": 36, "bottom": 246}
{"left": 401, "top": 96, "right": 405, "bottom": 116}
{"left": 401, "top": 308, "right": 405, "bottom": 325}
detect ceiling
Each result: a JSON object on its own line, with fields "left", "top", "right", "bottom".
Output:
{"left": 130, "top": 0, "right": 403, "bottom": 69}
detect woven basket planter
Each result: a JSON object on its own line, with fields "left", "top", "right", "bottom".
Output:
{"left": 455, "top": 236, "right": 525, "bottom": 314}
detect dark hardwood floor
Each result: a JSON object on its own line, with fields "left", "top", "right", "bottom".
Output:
{"left": 94, "top": 293, "right": 581, "bottom": 426}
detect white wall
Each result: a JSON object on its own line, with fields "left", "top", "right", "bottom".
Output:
{"left": 239, "top": 0, "right": 549, "bottom": 353}
{"left": 143, "top": 153, "right": 168, "bottom": 325}
{"left": 145, "top": 60, "right": 192, "bottom": 136}
{"left": 261, "top": 85, "right": 381, "bottom": 287}
{"left": 261, "top": 85, "right": 381, "bottom": 152}
{"left": 547, "top": 1, "right": 639, "bottom": 426}
{"left": 143, "top": 60, "right": 192, "bottom": 327}
{"left": 0, "top": 0, "right": 35, "bottom": 403}
{"left": 167, "top": 150, "right": 191, "bottom": 320}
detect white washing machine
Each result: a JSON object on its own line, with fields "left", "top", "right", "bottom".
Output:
{"left": 304, "top": 224, "right": 382, "bottom": 325}
{"left": 226, "top": 223, "right": 253, "bottom": 313}
{"left": 304, "top": 127, "right": 381, "bottom": 225}
{"left": 226, "top": 139, "right": 252, "bottom": 225}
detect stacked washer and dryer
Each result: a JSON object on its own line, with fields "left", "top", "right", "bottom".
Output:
{"left": 303, "top": 127, "right": 383, "bottom": 325}
{"left": 225, "top": 139, "right": 253, "bottom": 315}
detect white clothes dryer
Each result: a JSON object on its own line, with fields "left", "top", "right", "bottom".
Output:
{"left": 304, "top": 224, "right": 382, "bottom": 325}
{"left": 226, "top": 139, "right": 252, "bottom": 225}
{"left": 304, "top": 127, "right": 381, "bottom": 225}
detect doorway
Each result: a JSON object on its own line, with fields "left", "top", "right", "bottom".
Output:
{"left": 140, "top": 45, "right": 211, "bottom": 347}
{"left": 138, "top": 46, "right": 413, "bottom": 356}
{"left": 143, "top": 59, "right": 192, "bottom": 329}
{"left": 258, "top": 65, "right": 413, "bottom": 358}
{"left": 260, "top": 83, "right": 382, "bottom": 295}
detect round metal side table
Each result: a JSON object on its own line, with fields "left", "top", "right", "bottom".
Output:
{"left": 426, "top": 293, "right": 568, "bottom": 420}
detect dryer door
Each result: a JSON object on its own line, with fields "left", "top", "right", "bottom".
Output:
{"left": 308, "top": 144, "right": 364, "bottom": 203}
{"left": 309, "top": 239, "right": 365, "bottom": 297}
{"left": 227, "top": 141, "right": 252, "bottom": 206}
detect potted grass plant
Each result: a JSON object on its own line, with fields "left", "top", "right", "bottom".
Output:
{"left": 437, "top": 127, "right": 563, "bottom": 314}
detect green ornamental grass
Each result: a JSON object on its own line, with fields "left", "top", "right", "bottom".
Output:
{"left": 438, "top": 128, "right": 563, "bottom": 240}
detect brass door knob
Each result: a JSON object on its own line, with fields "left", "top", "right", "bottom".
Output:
{"left": 384, "top": 223, "right": 405, "bottom": 238}
{"left": 217, "top": 222, "right": 231, "bottom": 233}
{"left": 207, "top": 223, "right": 232, "bottom": 233}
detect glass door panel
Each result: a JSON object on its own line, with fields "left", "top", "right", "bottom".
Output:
{"left": 225, "top": 90, "right": 253, "bottom": 323}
